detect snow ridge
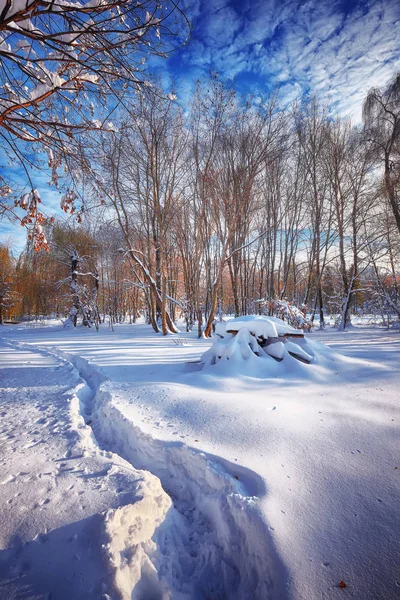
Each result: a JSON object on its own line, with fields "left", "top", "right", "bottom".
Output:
{"left": 92, "top": 384, "right": 287, "bottom": 599}
{"left": 60, "top": 350, "right": 287, "bottom": 599}
{"left": 4, "top": 339, "right": 287, "bottom": 599}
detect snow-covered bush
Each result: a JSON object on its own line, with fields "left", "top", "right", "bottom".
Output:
{"left": 270, "top": 300, "right": 313, "bottom": 331}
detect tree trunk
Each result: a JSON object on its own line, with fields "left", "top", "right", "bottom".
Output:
{"left": 197, "top": 306, "right": 203, "bottom": 339}
{"left": 161, "top": 270, "right": 168, "bottom": 335}
{"left": 204, "top": 240, "right": 232, "bottom": 338}
{"left": 69, "top": 252, "right": 80, "bottom": 327}
{"left": 228, "top": 257, "right": 240, "bottom": 317}
{"left": 385, "top": 155, "right": 400, "bottom": 235}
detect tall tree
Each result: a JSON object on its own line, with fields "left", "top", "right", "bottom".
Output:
{"left": 296, "top": 99, "right": 333, "bottom": 328}
{"left": 363, "top": 73, "right": 400, "bottom": 234}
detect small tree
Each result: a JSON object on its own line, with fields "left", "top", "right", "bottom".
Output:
{"left": 52, "top": 224, "right": 100, "bottom": 328}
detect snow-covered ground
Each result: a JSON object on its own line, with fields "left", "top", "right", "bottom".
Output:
{"left": 0, "top": 322, "right": 399, "bottom": 599}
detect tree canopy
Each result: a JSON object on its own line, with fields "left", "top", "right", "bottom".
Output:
{"left": 0, "top": 0, "right": 189, "bottom": 248}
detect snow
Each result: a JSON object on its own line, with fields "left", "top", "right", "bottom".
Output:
{"left": 202, "top": 316, "right": 323, "bottom": 376}
{"left": 30, "top": 75, "right": 66, "bottom": 101}
{"left": 226, "top": 314, "right": 303, "bottom": 338}
{"left": 0, "top": 0, "right": 35, "bottom": 20}
{"left": 0, "top": 322, "right": 399, "bottom": 599}
{"left": 0, "top": 342, "right": 148, "bottom": 599}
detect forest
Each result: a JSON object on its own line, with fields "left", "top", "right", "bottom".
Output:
{"left": 1, "top": 3, "right": 400, "bottom": 599}
{"left": 0, "top": 0, "right": 399, "bottom": 336}
{"left": 2, "top": 76, "right": 400, "bottom": 335}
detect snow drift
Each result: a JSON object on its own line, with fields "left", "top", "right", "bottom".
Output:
{"left": 58, "top": 347, "right": 287, "bottom": 599}
{"left": 201, "top": 316, "right": 336, "bottom": 378}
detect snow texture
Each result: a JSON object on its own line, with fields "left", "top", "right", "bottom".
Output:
{"left": 0, "top": 321, "right": 399, "bottom": 599}
{"left": 0, "top": 334, "right": 285, "bottom": 599}
{"left": 201, "top": 316, "right": 322, "bottom": 375}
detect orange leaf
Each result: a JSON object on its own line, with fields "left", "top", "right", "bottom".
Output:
{"left": 339, "top": 581, "right": 347, "bottom": 589}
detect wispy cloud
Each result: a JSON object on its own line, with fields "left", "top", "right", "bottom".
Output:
{"left": 1, "top": 0, "right": 399, "bottom": 250}
{"left": 180, "top": 0, "right": 400, "bottom": 121}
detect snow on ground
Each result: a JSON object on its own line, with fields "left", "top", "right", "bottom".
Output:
{"left": 0, "top": 321, "right": 399, "bottom": 599}
{"left": 0, "top": 341, "right": 183, "bottom": 600}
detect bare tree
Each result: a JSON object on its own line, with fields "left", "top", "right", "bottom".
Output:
{"left": 200, "top": 88, "right": 287, "bottom": 337}
{"left": 363, "top": 73, "right": 400, "bottom": 234}
{"left": 95, "top": 87, "right": 187, "bottom": 334}
{"left": 296, "top": 99, "right": 334, "bottom": 328}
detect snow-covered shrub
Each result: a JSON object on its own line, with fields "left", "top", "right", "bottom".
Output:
{"left": 270, "top": 300, "right": 313, "bottom": 331}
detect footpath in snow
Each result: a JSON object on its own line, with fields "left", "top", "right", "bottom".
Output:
{"left": 0, "top": 340, "right": 175, "bottom": 600}
{"left": 0, "top": 321, "right": 399, "bottom": 599}
{"left": 0, "top": 334, "right": 286, "bottom": 600}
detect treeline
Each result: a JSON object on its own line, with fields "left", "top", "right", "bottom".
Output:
{"left": 3, "top": 75, "right": 400, "bottom": 332}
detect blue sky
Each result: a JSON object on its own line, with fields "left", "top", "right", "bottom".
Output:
{"left": 0, "top": 153, "right": 65, "bottom": 255}
{"left": 159, "top": 0, "right": 400, "bottom": 119}
{"left": 1, "top": 0, "right": 400, "bottom": 253}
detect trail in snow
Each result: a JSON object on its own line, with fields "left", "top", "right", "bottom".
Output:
{"left": 0, "top": 341, "right": 152, "bottom": 600}
{"left": 1, "top": 338, "right": 288, "bottom": 600}
{"left": 2, "top": 322, "right": 400, "bottom": 600}
{"left": 66, "top": 350, "right": 288, "bottom": 600}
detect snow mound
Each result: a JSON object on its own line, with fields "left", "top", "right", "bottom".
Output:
{"left": 202, "top": 316, "right": 328, "bottom": 377}
{"left": 103, "top": 476, "right": 173, "bottom": 600}
{"left": 226, "top": 314, "right": 302, "bottom": 338}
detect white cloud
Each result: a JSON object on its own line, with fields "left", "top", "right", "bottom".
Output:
{"left": 268, "top": 0, "right": 399, "bottom": 120}
{"left": 204, "top": 4, "right": 242, "bottom": 47}
{"left": 183, "top": 0, "right": 400, "bottom": 122}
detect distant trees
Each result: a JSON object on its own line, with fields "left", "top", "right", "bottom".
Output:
{"left": 95, "top": 224, "right": 140, "bottom": 326}
{"left": 0, "top": 244, "right": 16, "bottom": 323}
{"left": 13, "top": 223, "right": 102, "bottom": 326}
{"left": 51, "top": 225, "right": 100, "bottom": 328}
{"left": 5, "top": 73, "right": 400, "bottom": 332}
